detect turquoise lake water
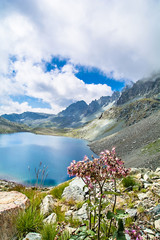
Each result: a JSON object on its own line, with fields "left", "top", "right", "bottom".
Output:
{"left": 0, "top": 132, "right": 96, "bottom": 186}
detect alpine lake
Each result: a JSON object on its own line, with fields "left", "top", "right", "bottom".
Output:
{"left": 0, "top": 132, "right": 96, "bottom": 186}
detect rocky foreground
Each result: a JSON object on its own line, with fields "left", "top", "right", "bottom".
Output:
{"left": 0, "top": 167, "right": 160, "bottom": 239}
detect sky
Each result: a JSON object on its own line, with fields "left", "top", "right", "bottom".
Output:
{"left": 0, "top": 0, "right": 160, "bottom": 115}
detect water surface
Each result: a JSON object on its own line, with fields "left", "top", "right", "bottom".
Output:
{"left": 0, "top": 132, "right": 96, "bottom": 186}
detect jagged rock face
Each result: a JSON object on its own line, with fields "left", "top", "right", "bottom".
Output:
{"left": 0, "top": 191, "right": 30, "bottom": 240}
{"left": 117, "top": 77, "right": 160, "bottom": 105}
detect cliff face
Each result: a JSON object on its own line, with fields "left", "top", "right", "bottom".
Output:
{"left": 117, "top": 77, "right": 160, "bottom": 105}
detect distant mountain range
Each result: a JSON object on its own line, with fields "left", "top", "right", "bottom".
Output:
{"left": 0, "top": 117, "right": 29, "bottom": 134}
{"left": 0, "top": 74, "right": 160, "bottom": 169}
{"left": 2, "top": 91, "right": 120, "bottom": 128}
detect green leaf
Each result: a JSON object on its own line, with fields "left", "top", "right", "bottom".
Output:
{"left": 116, "top": 209, "right": 125, "bottom": 215}
{"left": 104, "top": 191, "right": 121, "bottom": 196}
{"left": 107, "top": 210, "right": 115, "bottom": 219}
{"left": 113, "top": 231, "right": 126, "bottom": 240}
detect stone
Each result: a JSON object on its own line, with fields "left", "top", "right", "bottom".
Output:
{"left": 155, "top": 219, "right": 160, "bottom": 231}
{"left": 65, "top": 210, "right": 73, "bottom": 219}
{"left": 150, "top": 204, "right": 160, "bottom": 217}
{"left": 126, "top": 209, "right": 137, "bottom": 218}
{"left": 0, "top": 191, "right": 30, "bottom": 240}
{"left": 137, "top": 191, "right": 152, "bottom": 201}
{"left": 155, "top": 167, "right": 160, "bottom": 173}
{"left": 43, "top": 212, "right": 57, "bottom": 224}
{"left": 23, "top": 232, "right": 42, "bottom": 240}
{"left": 40, "top": 195, "right": 56, "bottom": 216}
{"left": 65, "top": 203, "right": 88, "bottom": 221}
{"left": 143, "top": 172, "right": 152, "bottom": 182}
{"left": 62, "top": 177, "right": 88, "bottom": 202}
{"left": 62, "top": 185, "right": 85, "bottom": 202}
{"left": 74, "top": 203, "right": 88, "bottom": 220}
{"left": 69, "top": 177, "right": 86, "bottom": 191}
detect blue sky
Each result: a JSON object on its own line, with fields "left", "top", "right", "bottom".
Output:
{"left": 0, "top": 0, "right": 160, "bottom": 114}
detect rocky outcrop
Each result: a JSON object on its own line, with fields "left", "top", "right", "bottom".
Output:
{"left": 117, "top": 76, "right": 160, "bottom": 105}
{"left": 0, "top": 191, "right": 30, "bottom": 240}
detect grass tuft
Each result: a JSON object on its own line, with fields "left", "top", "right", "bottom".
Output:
{"left": 16, "top": 206, "right": 44, "bottom": 238}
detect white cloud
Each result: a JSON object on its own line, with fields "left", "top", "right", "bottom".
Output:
{"left": 0, "top": 59, "right": 112, "bottom": 114}
{"left": 0, "top": 0, "right": 160, "bottom": 114}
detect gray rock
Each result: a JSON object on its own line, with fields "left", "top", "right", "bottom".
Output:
{"left": 23, "top": 232, "right": 42, "bottom": 240}
{"left": 150, "top": 204, "right": 160, "bottom": 216}
{"left": 62, "top": 177, "right": 88, "bottom": 202}
{"left": 74, "top": 203, "right": 88, "bottom": 220}
{"left": 137, "top": 191, "right": 152, "bottom": 200}
{"left": 69, "top": 177, "right": 86, "bottom": 191}
{"left": 155, "top": 219, "right": 160, "bottom": 231}
{"left": 155, "top": 167, "right": 160, "bottom": 173}
{"left": 126, "top": 209, "right": 137, "bottom": 218}
{"left": 40, "top": 195, "right": 56, "bottom": 216}
{"left": 43, "top": 212, "right": 57, "bottom": 224}
{"left": 143, "top": 172, "right": 152, "bottom": 182}
{"left": 65, "top": 203, "right": 88, "bottom": 221}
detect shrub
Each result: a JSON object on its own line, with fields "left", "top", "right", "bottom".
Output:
{"left": 41, "top": 224, "right": 57, "bottom": 240}
{"left": 16, "top": 207, "right": 43, "bottom": 237}
{"left": 67, "top": 148, "right": 130, "bottom": 240}
{"left": 50, "top": 181, "right": 70, "bottom": 199}
{"left": 122, "top": 176, "right": 137, "bottom": 188}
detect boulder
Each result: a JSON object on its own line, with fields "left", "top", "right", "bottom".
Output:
{"left": 0, "top": 191, "right": 30, "bottom": 240}
{"left": 40, "top": 195, "right": 56, "bottom": 216}
{"left": 23, "top": 232, "right": 42, "bottom": 240}
{"left": 62, "top": 178, "right": 86, "bottom": 202}
{"left": 43, "top": 212, "right": 57, "bottom": 224}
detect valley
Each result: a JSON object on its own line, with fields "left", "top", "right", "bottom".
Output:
{"left": 1, "top": 75, "right": 160, "bottom": 170}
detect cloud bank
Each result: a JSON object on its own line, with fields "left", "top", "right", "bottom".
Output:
{"left": 0, "top": 0, "right": 160, "bottom": 114}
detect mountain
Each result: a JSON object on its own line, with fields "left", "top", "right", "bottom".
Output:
{"left": 2, "top": 112, "right": 53, "bottom": 126}
{"left": 0, "top": 117, "right": 29, "bottom": 133}
{"left": 1, "top": 92, "right": 120, "bottom": 128}
{"left": 117, "top": 75, "right": 160, "bottom": 105}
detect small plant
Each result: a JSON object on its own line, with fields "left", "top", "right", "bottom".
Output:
{"left": 41, "top": 223, "right": 57, "bottom": 240}
{"left": 122, "top": 176, "right": 137, "bottom": 188}
{"left": 76, "top": 201, "right": 85, "bottom": 210}
{"left": 16, "top": 206, "right": 43, "bottom": 237}
{"left": 50, "top": 181, "right": 70, "bottom": 199}
{"left": 125, "top": 217, "right": 134, "bottom": 227}
{"left": 125, "top": 225, "right": 143, "bottom": 240}
{"left": 70, "top": 226, "right": 96, "bottom": 239}
{"left": 137, "top": 205, "right": 145, "bottom": 213}
{"left": 53, "top": 205, "right": 65, "bottom": 222}
{"left": 59, "top": 230, "right": 71, "bottom": 240}
{"left": 66, "top": 216, "right": 82, "bottom": 228}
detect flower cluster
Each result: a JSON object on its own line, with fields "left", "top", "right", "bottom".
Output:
{"left": 125, "top": 225, "right": 143, "bottom": 240}
{"left": 67, "top": 147, "right": 130, "bottom": 189}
